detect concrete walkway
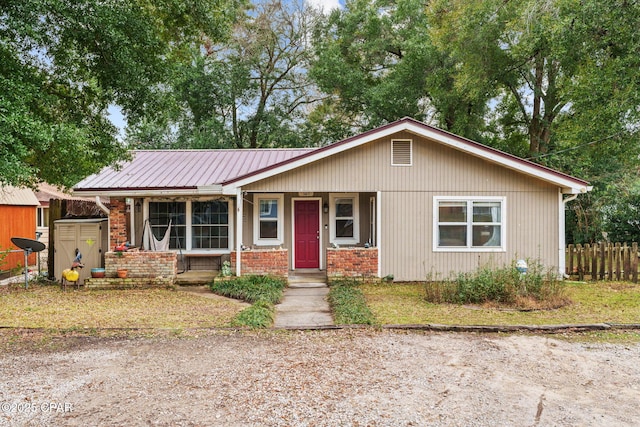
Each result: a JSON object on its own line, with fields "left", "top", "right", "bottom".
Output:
{"left": 274, "top": 274, "right": 334, "bottom": 329}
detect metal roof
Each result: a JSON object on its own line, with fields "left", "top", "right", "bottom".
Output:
{"left": 74, "top": 148, "right": 313, "bottom": 192}
{"left": 73, "top": 119, "right": 591, "bottom": 196}
{"left": 0, "top": 186, "right": 40, "bottom": 206}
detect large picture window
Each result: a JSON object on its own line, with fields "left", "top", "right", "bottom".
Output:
{"left": 149, "top": 201, "right": 186, "bottom": 249}
{"left": 148, "top": 199, "right": 232, "bottom": 251}
{"left": 192, "top": 200, "right": 229, "bottom": 249}
{"left": 330, "top": 193, "right": 360, "bottom": 244}
{"left": 434, "top": 197, "right": 505, "bottom": 251}
{"left": 253, "top": 194, "right": 284, "bottom": 245}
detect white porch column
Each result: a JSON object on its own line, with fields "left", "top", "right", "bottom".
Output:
{"left": 128, "top": 198, "right": 136, "bottom": 247}
{"left": 236, "top": 189, "right": 243, "bottom": 277}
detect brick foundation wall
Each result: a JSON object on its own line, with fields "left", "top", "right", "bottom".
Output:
{"left": 84, "top": 277, "right": 174, "bottom": 290}
{"left": 104, "top": 251, "right": 177, "bottom": 280}
{"left": 231, "top": 249, "right": 288, "bottom": 277}
{"left": 327, "top": 247, "right": 378, "bottom": 278}
{"left": 83, "top": 250, "right": 178, "bottom": 289}
{"left": 109, "top": 197, "right": 127, "bottom": 247}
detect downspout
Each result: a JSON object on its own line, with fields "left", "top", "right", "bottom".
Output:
{"left": 95, "top": 196, "right": 110, "bottom": 215}
{"left": 560, "top": 192, "right": 579, "bottom": 278}
{"left": 236, "top": 188, "right": 243, "bottom": 277}
{"left": 95, "top": 196, "right": 111, "bottom": 249}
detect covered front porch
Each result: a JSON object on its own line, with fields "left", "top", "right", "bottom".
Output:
{"left": 106, "top": 191, "right": 380, "bottom": 280}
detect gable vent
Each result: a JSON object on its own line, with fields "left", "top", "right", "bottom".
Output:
{"left": 392, "top": 139, "right": 412, "bottom": 166}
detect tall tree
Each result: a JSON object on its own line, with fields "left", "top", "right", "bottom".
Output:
{"left": 427, "top": 0, "right": 640, "bottom": 160}
{"left": 0, "top": 0, "right": 242, "bottom": 188}
{"left": 308, "top": 0, "right": 489, "bottom": 142}
{"left": 129, "top": 0, "right": 319, "bottom": 149}
{"left": 429, "top": 0, "right": 640, "bottom": 243}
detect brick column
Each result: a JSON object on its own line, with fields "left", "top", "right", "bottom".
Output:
{"left": 109, "top": 197, "right": 127, "bottom": 248}
{"left": 231, "top": 249, "right": 289, "bottom": 277}
{"left": 327, "top": 247, "right": 378, "bottom": 278}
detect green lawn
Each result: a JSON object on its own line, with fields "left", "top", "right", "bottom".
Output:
{"left": 362, "top": 281, "right": 640, "bottom": 326}
{"left": 0, "top": 283, "right": 245, "bottom": 329}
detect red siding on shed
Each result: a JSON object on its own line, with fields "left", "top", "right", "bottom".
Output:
{"left": 1, "top": 206, "right": 37, "bottom": 271}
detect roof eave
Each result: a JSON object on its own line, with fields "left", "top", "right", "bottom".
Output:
{"left": 73, "top": 184, "right": 223, "bottom": 198}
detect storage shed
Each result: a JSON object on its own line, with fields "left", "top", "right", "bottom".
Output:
{"left": 54, "top": 218, "right": 108, "bottom": 285}
{"left": 0, "top": 186, "right": 39, "bottom": 273}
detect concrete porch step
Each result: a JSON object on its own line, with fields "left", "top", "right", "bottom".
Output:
{"left": 175, "top": 271, "right": 217, "bottom": 286}
{"left": 287, "top": 270, "right": 327, "bottom": 286}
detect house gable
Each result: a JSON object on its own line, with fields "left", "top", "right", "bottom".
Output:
{"left": 223, "top": 118, "right": 590, "bottom": 195}
{"left": 243, "top": 131, "right": 559, "bottom": 194}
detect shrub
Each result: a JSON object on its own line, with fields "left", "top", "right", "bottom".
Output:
{"left": 232, "top": 301, "right": 274, "bottom": 328}
{"left": 328, "top": 278, "right": 375, "bottom": 325}
{"left": 424, "top": 259, "right": 568, "bottom": 309}
{"left": 210, "top": 275, "right": 286, "bottom": 328}
{"left": 209, "top": 275, "right": 286, "bottom": 304}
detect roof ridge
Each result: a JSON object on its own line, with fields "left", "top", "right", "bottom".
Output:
{"left": 130, "top": 148, "right": 315, "bottom": 153}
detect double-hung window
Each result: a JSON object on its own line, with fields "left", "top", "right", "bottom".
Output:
{"left": 254, "top": 194, "right": 284, "bottom": 245}
{"left": 434, "top": 197, "right": 505, "bottom": 251}
{"left": 330, "top": 193, "right": 359, "bottom": 244}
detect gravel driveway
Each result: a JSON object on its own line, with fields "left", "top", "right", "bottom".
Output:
{"left": 0, "top": 329, "right": 639, "bottom": 426}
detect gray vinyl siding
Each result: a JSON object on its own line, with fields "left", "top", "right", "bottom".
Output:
{"left": 244, "top": 131, "right": 552, "bottom": 193}
{"left": 380, "top": 190, "right": 558, "bottom": 281}
{"left": 244, "top": 131, "right": 560, "bottom": 280}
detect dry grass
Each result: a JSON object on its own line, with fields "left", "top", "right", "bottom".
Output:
{"left": 0, "top": 282, "right": 245, "bottom": 329}
{"left": 363, "top": 280, "right": 640, "bottom": 326}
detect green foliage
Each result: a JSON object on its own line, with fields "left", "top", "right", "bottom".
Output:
{"left": 231, "top": 300, "right": 274, "bottom": 328}
{"left": 328, "top": 278, "right": 375, "bottom": 325}
{"left": 0, "top": 247, "right": 9, "bottom": 271}
{"left": 0, "top": 0, "right": 243, "bottom": 187}
{"left": 425, "top": 260, "right": 567, "bottom": 308}
{"left": 209, "top": 275, "right": 286, "bottom": 304}
{"left": 210, "top": 275, "right": 285, "bottom": 328}
{"left": 601, "top": 193, "right": 640, "bottom": 243}
{"left": 220, "top": 260, "right": 232, "bottom": 277}
{"left": 127, "top": 0, "right": 319, "bottom": 150}
{"left": 309, "top": 0, "right": 487, "bottom": 139}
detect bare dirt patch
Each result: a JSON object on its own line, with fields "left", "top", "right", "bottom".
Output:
{"left": 0, "top": 329, "right": 639, "bottom": 426}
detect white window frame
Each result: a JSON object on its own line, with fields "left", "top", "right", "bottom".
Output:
{"left": 433, "top": 196, "right": 506, "bottom": 252}
{"left": 330, "top": 193, "right": 360, "bottom": 245}
{"left": 36, "top": 206, "right": 48, "bottom": 228}
{"left": 253, "top": 193, "right": 284, "bottom": 246}
{"left": 391, "top": 139, "right": 413, "bottom": 166}
{"left": 144, "top": 198, "right": 234, "bottom": 253}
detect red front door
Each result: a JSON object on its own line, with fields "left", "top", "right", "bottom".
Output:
{"left": 294, "top": 200, "right": 320, "bottom": 269}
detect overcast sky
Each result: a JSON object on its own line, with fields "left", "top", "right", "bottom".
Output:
{"left": 306, "top": 0, "right": 342, "bottom": 12}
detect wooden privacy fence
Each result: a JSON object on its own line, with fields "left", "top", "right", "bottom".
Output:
{"left": 566, "top": 242, "right": 639, "bottom": 282}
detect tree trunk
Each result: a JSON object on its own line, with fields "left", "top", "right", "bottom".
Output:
{"left": 47, "top": 198, "right": 67, "bottom": 280}
{"left": 528, "top": 53, "right": 545, "bottom": 156}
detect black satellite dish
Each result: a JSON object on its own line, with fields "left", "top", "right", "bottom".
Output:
{"left": 11, "top": 237, "right": 46, "bottom": 288}
{"left": 11, "top": 237, "right": 46, "bottom": 253}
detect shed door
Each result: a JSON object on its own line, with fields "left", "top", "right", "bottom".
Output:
{"left": 294, "top": 200, "right": 320, "bottom": 269}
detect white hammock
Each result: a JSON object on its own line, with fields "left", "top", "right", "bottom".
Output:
{"left": 143, "top": 220, "right": 172, "bottom": 251}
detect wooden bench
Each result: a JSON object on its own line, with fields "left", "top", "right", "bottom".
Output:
{"left": 182, "top": 254, "right": 222, "bottom": 271}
